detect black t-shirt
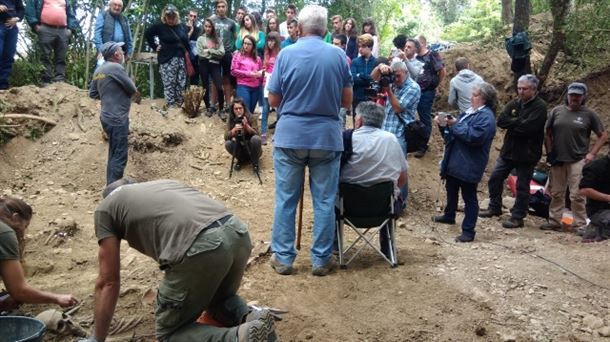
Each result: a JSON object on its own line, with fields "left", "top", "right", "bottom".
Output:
{"left": 579, "top": 155, "right": 610, "bottom": 217}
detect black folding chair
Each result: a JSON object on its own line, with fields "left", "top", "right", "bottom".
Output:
{"left": 336, "top": 181, "right": 398, "bottom": 268}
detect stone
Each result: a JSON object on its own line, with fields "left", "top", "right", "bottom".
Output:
{"left": 598, "top": 326, "right": 610, "bottom": 337}
{"left": 583, "top": 315, "right": 604, "bottom": 330}
{"left": 67, "top": 133, "right": 80, "bottom": 141}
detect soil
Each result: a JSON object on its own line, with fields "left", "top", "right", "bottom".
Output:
{"left": 1, "top": 46, "right": 610, "bottom": 341}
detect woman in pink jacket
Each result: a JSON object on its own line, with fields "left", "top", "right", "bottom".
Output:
{"left": 231, "top": 35, "right": 263, "bottom": 113}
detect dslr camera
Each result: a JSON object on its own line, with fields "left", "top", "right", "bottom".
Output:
{"left": 378, "top": 72, "right": 395, "bottom": 88}
{"left": 233, "top": 116, "right": 245, "bottom": 140}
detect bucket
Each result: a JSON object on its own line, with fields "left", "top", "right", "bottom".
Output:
{"left": 0, "top": 316, "right": 46, "bottom": 342}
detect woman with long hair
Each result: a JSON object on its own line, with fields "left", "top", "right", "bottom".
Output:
{"left": 265, "top": 16, "right": 279, "bottom": 36}
{"left": 231, "top": 35, "right": 263, "bottom": 113}
{"left": 224, "top": 97, "right": 262, "bottom": 171}
{"left": 260, "top": 32, "right": 281, "bottom": 145}
{"left": 196, "top": 18, "right": 225, "bottom": 117}
{"left": 236, "top": 13, "right": 265, "bottom": 53}
{"left": 144, "top": 4, "right": 190, "bottom": 108}
{"left": 361, "top": 18, "right": 379, "bottom": 57}
{"left": 343, "top": 17, "right": 358, "bottom": 60}
{"left": 0, "top": 197, "right": 78, "bottom": 310}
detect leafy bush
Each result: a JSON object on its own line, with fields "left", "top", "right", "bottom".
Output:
{"left": 441, "top": 0, "right": 501, "bottom": 43}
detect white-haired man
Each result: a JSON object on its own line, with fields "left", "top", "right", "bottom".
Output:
{"left": 93, "top": 0, "right": 133, "bottom": 67}
{"left": 267, "top": 5, "right": 353, "bottom": 277}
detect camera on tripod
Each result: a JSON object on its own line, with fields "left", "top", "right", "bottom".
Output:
{"left": 233, "top": 116, "right": 245, "bottom": 141}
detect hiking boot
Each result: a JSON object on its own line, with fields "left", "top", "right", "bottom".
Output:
{"left": 479, "top": 208, "right": 502, "bottom": 218}
{"left": 502, "top": 217, "right": 524, "bottom": 229}
{"left": 245, "top": 309, "right": 278, "bottom": 342}
{"left": 237, "top": 318, "right": 275, "bottom": 342}
{"left": 270, "top": 254, "right": 293, "bottom": 275}
{"left": 234, "top": 162, "right": 242, "bottom": 171}
{"left": 413, "top": 149, "right": 426, "bottom": 159}
{"left": 312, "top": 256, "right": 337, "bottom": 277}
{"left": 454, "top": 234, "right": 474, "bottom": 243}
{"left": 432, "top": 215, "right": 456, "bottom": 225}
{"left": 261, "top": 134, "right": 267, "bottom": 145}
{"left": 540, "top": 222, "right": 562, "bottom": 231}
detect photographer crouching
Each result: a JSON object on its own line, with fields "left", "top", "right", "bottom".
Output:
{"left": 225, "top": 98, "right": 263, "bottom": 175}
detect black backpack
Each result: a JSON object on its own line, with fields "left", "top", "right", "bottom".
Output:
{"left": 505, "top": 31, "right": 532, "bottom": 60}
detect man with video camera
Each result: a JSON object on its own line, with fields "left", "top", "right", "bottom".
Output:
{"left": 371, "top": 60, "right": 420, "bottom": 203}
{"left": 224, "top": 98, "right": 262, "bottom": 172}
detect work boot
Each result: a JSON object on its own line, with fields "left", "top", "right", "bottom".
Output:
{"left": 237, "top": 318, "right": 275, "bottom": 342}
{"left": 413, "top": 149, "right": 426, "bottom": 159}
{"left": 502, "top": 217, "right": 524, "bottom": 229}
{"left": 245, "top": 309, "right": 278, "bottom": 342}
{"left": 312, "top": 256, "right": 337, "bottom": 277}
{"left": 540, "top": 222, "right": 562, "bottom": 231}
{"left": 270, "top": 254, "right": 293, "bottom": 275}
{"left": 454, "top": 234, "right": 474, "bottom": 243}
{"left": 432, "top": 215, "right": 456, "bottom": 225}
{"left": 234, "top": 162, "right": 242, "bottom": 171}
{"left": 479, "top": 208, "right": 502, "bottom": 218}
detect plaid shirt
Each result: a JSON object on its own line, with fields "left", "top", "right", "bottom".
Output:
{"left": 382, "top": 77, "right": 421, "bottom": 140}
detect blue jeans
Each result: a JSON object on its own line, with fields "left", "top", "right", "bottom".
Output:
{"left": 0, "top": 25, "right": 18, "bottom": 88}
{"left": 444, "top": 175, "right": 479, "bottom": 239}
{"left": 271, "top": 148, "right": 341, "bottom": 267}
{"left": 261, "top": 98, "right": 269, "bottom": 135}
{"left": 417, "top": 89, "right": 436, "bottom": 152}
{"left": 101, "top": 120, "right": 129, "bottom": 185}
{"left": 487, "top": 157, "right": 535, "bottom": 220}
{"left": 236, "top": 85, "right": 259, "bottom": 113}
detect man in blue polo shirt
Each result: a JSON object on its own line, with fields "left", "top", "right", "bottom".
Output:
{"left": 267, "top": 4, "right": 352, "bottom": 277}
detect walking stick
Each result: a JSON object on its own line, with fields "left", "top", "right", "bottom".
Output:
{"left": 296, "top": 175, "right": 305, "bottom": 250}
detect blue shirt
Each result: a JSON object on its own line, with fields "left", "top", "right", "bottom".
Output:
{"left": 268, "top": 36, "right": 353, "bottom": 151}
{"left": 280, "top": 36, "right": 297, "bottom": 49}
{"left": 93, "top": 11, "right": 133, "bottom": 54}
{"left": 382, "top": 77, "right": 421, "bottom": 142}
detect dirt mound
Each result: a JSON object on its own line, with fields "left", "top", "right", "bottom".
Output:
{"left": 1, "top": 55, "right": 610, "bottom": 341}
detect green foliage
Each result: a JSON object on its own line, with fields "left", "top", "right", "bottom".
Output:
{"left": 8, "top": 57, "right": 44, "bottom": 87}
{"left": 430, "top": 0, "right": 469, "bottom": 25}
{"left": 564, "top": 0, "right": 610, "bottom": 65}
{"left": 441, "top": 0, "right": 502, "bottom": 42}
{"left": 26, "top": 126, "right": 43, "bottom": 141}
{"left": 531, "top": 0, "right": 550, "bottom": 15}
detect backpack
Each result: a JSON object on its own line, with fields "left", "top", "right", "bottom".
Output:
{"left": 528, "top": 189, "right": 551, "bottom": 219}
{"left": 505, "top": 31, "right": 532, "bottom": 60}
{"left": 405, "top": 120, "right": 427, "bottom": 153}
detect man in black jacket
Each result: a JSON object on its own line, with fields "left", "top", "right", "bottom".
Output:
{"left": 479, "top": 74, "right": 547, "bottom": 228}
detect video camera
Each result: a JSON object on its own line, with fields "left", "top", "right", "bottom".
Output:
{"left": 379, "top": 72, "right": 395, "bottom": 88}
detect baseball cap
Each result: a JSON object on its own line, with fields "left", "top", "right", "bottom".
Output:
{"left": 567, "top": 82, "right": 587, "bottom": 95}
{"left": 165, "top": 4, "right": 178, "bottom": 14}
{"left": 100, "top": 41, "right": 125, "bottom": 60}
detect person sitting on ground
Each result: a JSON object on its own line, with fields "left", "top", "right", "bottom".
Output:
{"left": 280, "top": 19, "right": 298, "bottom": 48}
{"left": 340, "top": 101, "right": 407, "bottom": 256}
{"left": 578, "top": 149, "right": 610, "bottom": 240}
{"left": 432, "top": 82, "right": 497, "bottom": 243}
{"left": 225, "top": 97, "right": 262, "bottom": 172}
{"left": 0, "top": 197, "right": 78, "bottom": 311}
{"left": 80, "top": 178, "right": 277, "bottom": 342}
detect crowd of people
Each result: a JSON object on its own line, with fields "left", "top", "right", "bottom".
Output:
{"left": 1, "top": 1, "right": 609, "bottom": 342}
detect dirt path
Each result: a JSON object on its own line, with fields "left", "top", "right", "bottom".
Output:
{"left": 1, "top": 75, "right": 609, "bottom": 342}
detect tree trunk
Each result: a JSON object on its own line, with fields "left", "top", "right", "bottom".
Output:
{"left": 502, "top": 0, "right": 513, "bottom": 26}
{"left": 513, "top": 0, "right": 530, "bottom": 33}
{"left": 537, "top": 0, "right": 571, "bottom": 87}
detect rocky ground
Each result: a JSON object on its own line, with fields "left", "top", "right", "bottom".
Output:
{"left": 1, "top": 47, "right": 609, "bottom": 341}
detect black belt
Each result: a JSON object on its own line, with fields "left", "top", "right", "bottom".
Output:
{"left": 42, "top": 23, "right": 67, "bottom": 29}
{"left": 206, "top": 215, "right": 232, "bottom": 230}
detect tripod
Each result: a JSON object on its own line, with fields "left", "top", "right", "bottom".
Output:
{"left": 229, "top": 131, "right": 263, "bottom": 185}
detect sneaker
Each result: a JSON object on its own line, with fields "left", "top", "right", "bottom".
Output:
{"left": 479, "top": 208, "right": 502, "bottom": 218}
{"left": 413, "top": 150, "right": 426, "bottom": 159}
{"left": 237, "top": 318, "right": 275, "bottom": 342}
{"left": 234, "top": 162, "right": 242, "bottom": 171}
{"left": 270, "top": 254, "right": 293, "bottom": 275}
{"left": 454, "top": 235, "right": 474, "bottom": 243}
{"left": 245, "top": 309, "right": 278, "bottom": 342}
{"left": 540, "top": 222, "right": 562, "bottom": 231}
{"left": 502, "top": 218, "right": 524, "bottom": 229}
{"left": 206, "top": 107, "right": 216, "bottom": 117}
{"left": 312, "top": 256, "right": 337, "bottom": 277}
{"left": 432, "top": 215, "right": 456, "bottom": 225}
{"left": 261, "top": 134, "right": 267, "bottom": 145}
{"left": 219, "top": 111, "right": 227, "bottom": 122}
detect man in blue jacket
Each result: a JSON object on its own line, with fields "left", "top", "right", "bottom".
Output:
{"left": 93, "top": 0, "right": 132, "bottom": 67}
{"left": 0, "top": 0, "right": 24, "bottom": 89}
{"left": 25, "top": 0, "right": 78, "bottom": 85}
{"left": 350, "top": 33, "right": 377, "bottom": 116}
